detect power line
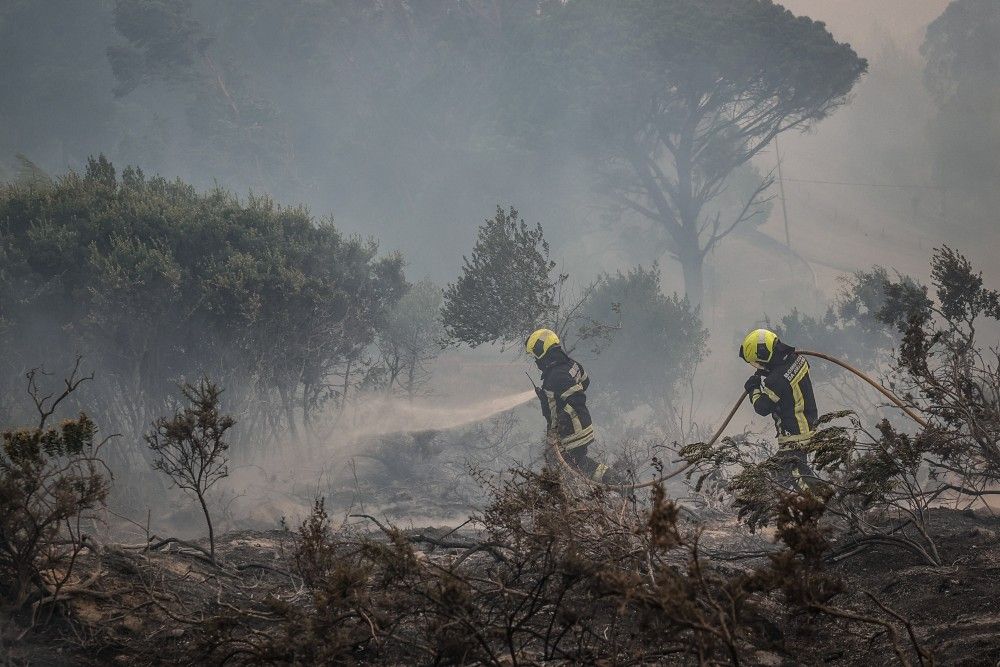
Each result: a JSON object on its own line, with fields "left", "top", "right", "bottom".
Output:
{"left": 782, "top": 176, "right": 945, "bottom": 191}
{"left": 782, "top": 174, "right": 950, "bottom": 227}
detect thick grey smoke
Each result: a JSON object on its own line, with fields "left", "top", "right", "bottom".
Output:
{"left": 3, "top": 0, "right": 995, "bottom": 534}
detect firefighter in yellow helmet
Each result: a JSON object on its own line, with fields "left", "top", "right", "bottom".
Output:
{"left": 526, "top": 328, "right": 616, "bottom": 482}
{"left": 739, "top": 328, "right": 821, "bottom": 490}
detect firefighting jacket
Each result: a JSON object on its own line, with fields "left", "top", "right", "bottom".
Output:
{"left": 536, "top": 347, "right": 595, "bottom": 451}
{"left": 745, "top": 347, "right": 818, "bottom": 444}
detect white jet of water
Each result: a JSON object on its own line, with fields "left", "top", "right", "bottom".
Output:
{"left": 334, "top": 389, "right": 536, "bottom": 442}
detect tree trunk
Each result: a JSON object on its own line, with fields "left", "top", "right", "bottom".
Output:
{"left": 673, "top": 117, "right": 704, "bottom": 308}
{"left": 277, "top": 384, "right": 298, "bottom": 440}
{"left": 405, "top": 351, "right": 416, "bottom": 400}
{"left": 679, "top": 251, "right": 705, "bottom": 308}
{"left": 196, "top": 489, "right": 216, "bottom": 562}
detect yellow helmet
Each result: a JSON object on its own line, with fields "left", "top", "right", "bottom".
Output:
{"left": 526, "top": 328, "right": 560, "bottom": 359}
{"left": 740, "top": 328, "right": 779, "bottom": 365}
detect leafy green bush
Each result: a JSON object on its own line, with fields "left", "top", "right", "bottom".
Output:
{"left": 0, "top": 156, "right": 405, "bottom": 460}
{"left": 576, "top": 265, "right": 707, "bottom": 415}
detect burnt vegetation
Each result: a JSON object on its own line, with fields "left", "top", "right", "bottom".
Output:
{"left": 3, "top": 1, "right": 1000, "bottom": 665}
{"left": 4, "top": 247, "right": 1000, "bottom": 665}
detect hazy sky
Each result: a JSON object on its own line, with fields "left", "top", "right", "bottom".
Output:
{"left": 738, "top": 0, "right": 981, "bottom": 285}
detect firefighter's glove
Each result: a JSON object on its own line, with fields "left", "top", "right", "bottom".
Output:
{"left": 745, "top": 374, "right": 766, "bottom": 405}
{"left": 744, "top": 374, "right": 765, "bottom": 394}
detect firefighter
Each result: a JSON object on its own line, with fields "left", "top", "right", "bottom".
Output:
{"left": 526, "top": 328, "right": 613, "bottom": 482}
{"left": 739, "top": 328, "right": 821, "bottom": 491}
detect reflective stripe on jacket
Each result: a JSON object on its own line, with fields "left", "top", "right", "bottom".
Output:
{"left": 748, "top": 352, "right": 818, "bottom": 443}
{"left": 537, "top": 348, "right": 595, "bottom": 451}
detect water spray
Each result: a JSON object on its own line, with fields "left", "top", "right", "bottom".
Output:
{"left": 331, "top": 390, "right": 536, "bottom": 444}
{"left": 546, "top": 350, "right": 930, "bottom": 491}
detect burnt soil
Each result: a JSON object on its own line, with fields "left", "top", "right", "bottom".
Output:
{"left": 785, "top": 507, "right": 1000, "bottom": 666}
{"left": 2, "top": 507, "right": 999, "bottom": 666}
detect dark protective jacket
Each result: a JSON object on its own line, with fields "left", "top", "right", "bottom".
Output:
{"left": 745, "top": 345, "right": 818, "bottom": 444}
{"left": 535, "top": 347, "right": 595, "bottom": 451}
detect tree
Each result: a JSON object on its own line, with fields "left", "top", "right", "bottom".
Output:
{"left": 513, "top": 0, "right": 867, "bottom": 303}
{"left": 442, "top": 206, "right": 559, "bottom": 348}
{"left": 577, "top": 265, "right": 707, "bottom": 416}
{"left": 146, "top": 380, "right": 235, "bottom": 562}
{"left": 921, "top": 0, "right": 1000, "bottom": 230}
{"left": 375, "top": 279, "right": 445, "bottom": 397}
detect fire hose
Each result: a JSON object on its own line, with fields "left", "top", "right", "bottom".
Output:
{"left": 545, "top": 350, "right": 930, "bottom": 491}
{"left": 797, "top": 350, "right": 929, "bottom": 429}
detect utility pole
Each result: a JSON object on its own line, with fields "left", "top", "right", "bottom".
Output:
{"left": 774, "top": 136, "right": 791, "bottom": 249}
{"left": 939, "top": 185, "right": 948, "bottom": 227}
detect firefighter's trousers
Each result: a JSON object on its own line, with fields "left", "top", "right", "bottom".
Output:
{"left": 774, "top": 446, "right": 822, "bottom": 493}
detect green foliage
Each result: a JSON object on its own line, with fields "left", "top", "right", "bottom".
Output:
{"left": 577, "top": 265, "right": 707, "bottom": 412}
{"left": 869, "top": 246, "right": 999, "bottom": 382}
{"left": 928, "top": 245, "right": 1000, "bottom": 324}
{"left": 442, "top": 206, "right": 558, "bottom": 348}
{"left": 890, "top": 248, "right": 1000, "bottom": 458}
{"left": 0, "top": 157, "right": 404, "bottom": 458}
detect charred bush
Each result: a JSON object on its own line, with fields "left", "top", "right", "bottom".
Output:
{"left": 146, "top": 380, "right": 234, "bottom": 562}
{"left": 0, "top": 362, "right": 110, "bottom": 613}
{"left": 188, "top": 460, "right": 931, "bottom": 665}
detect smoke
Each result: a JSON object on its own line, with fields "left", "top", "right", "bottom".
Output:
{"left": 6, "top": 0, "right": 986, "bottom": 533}
{"left": 329, "top": 390, "right": 536, "bottom": 445}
